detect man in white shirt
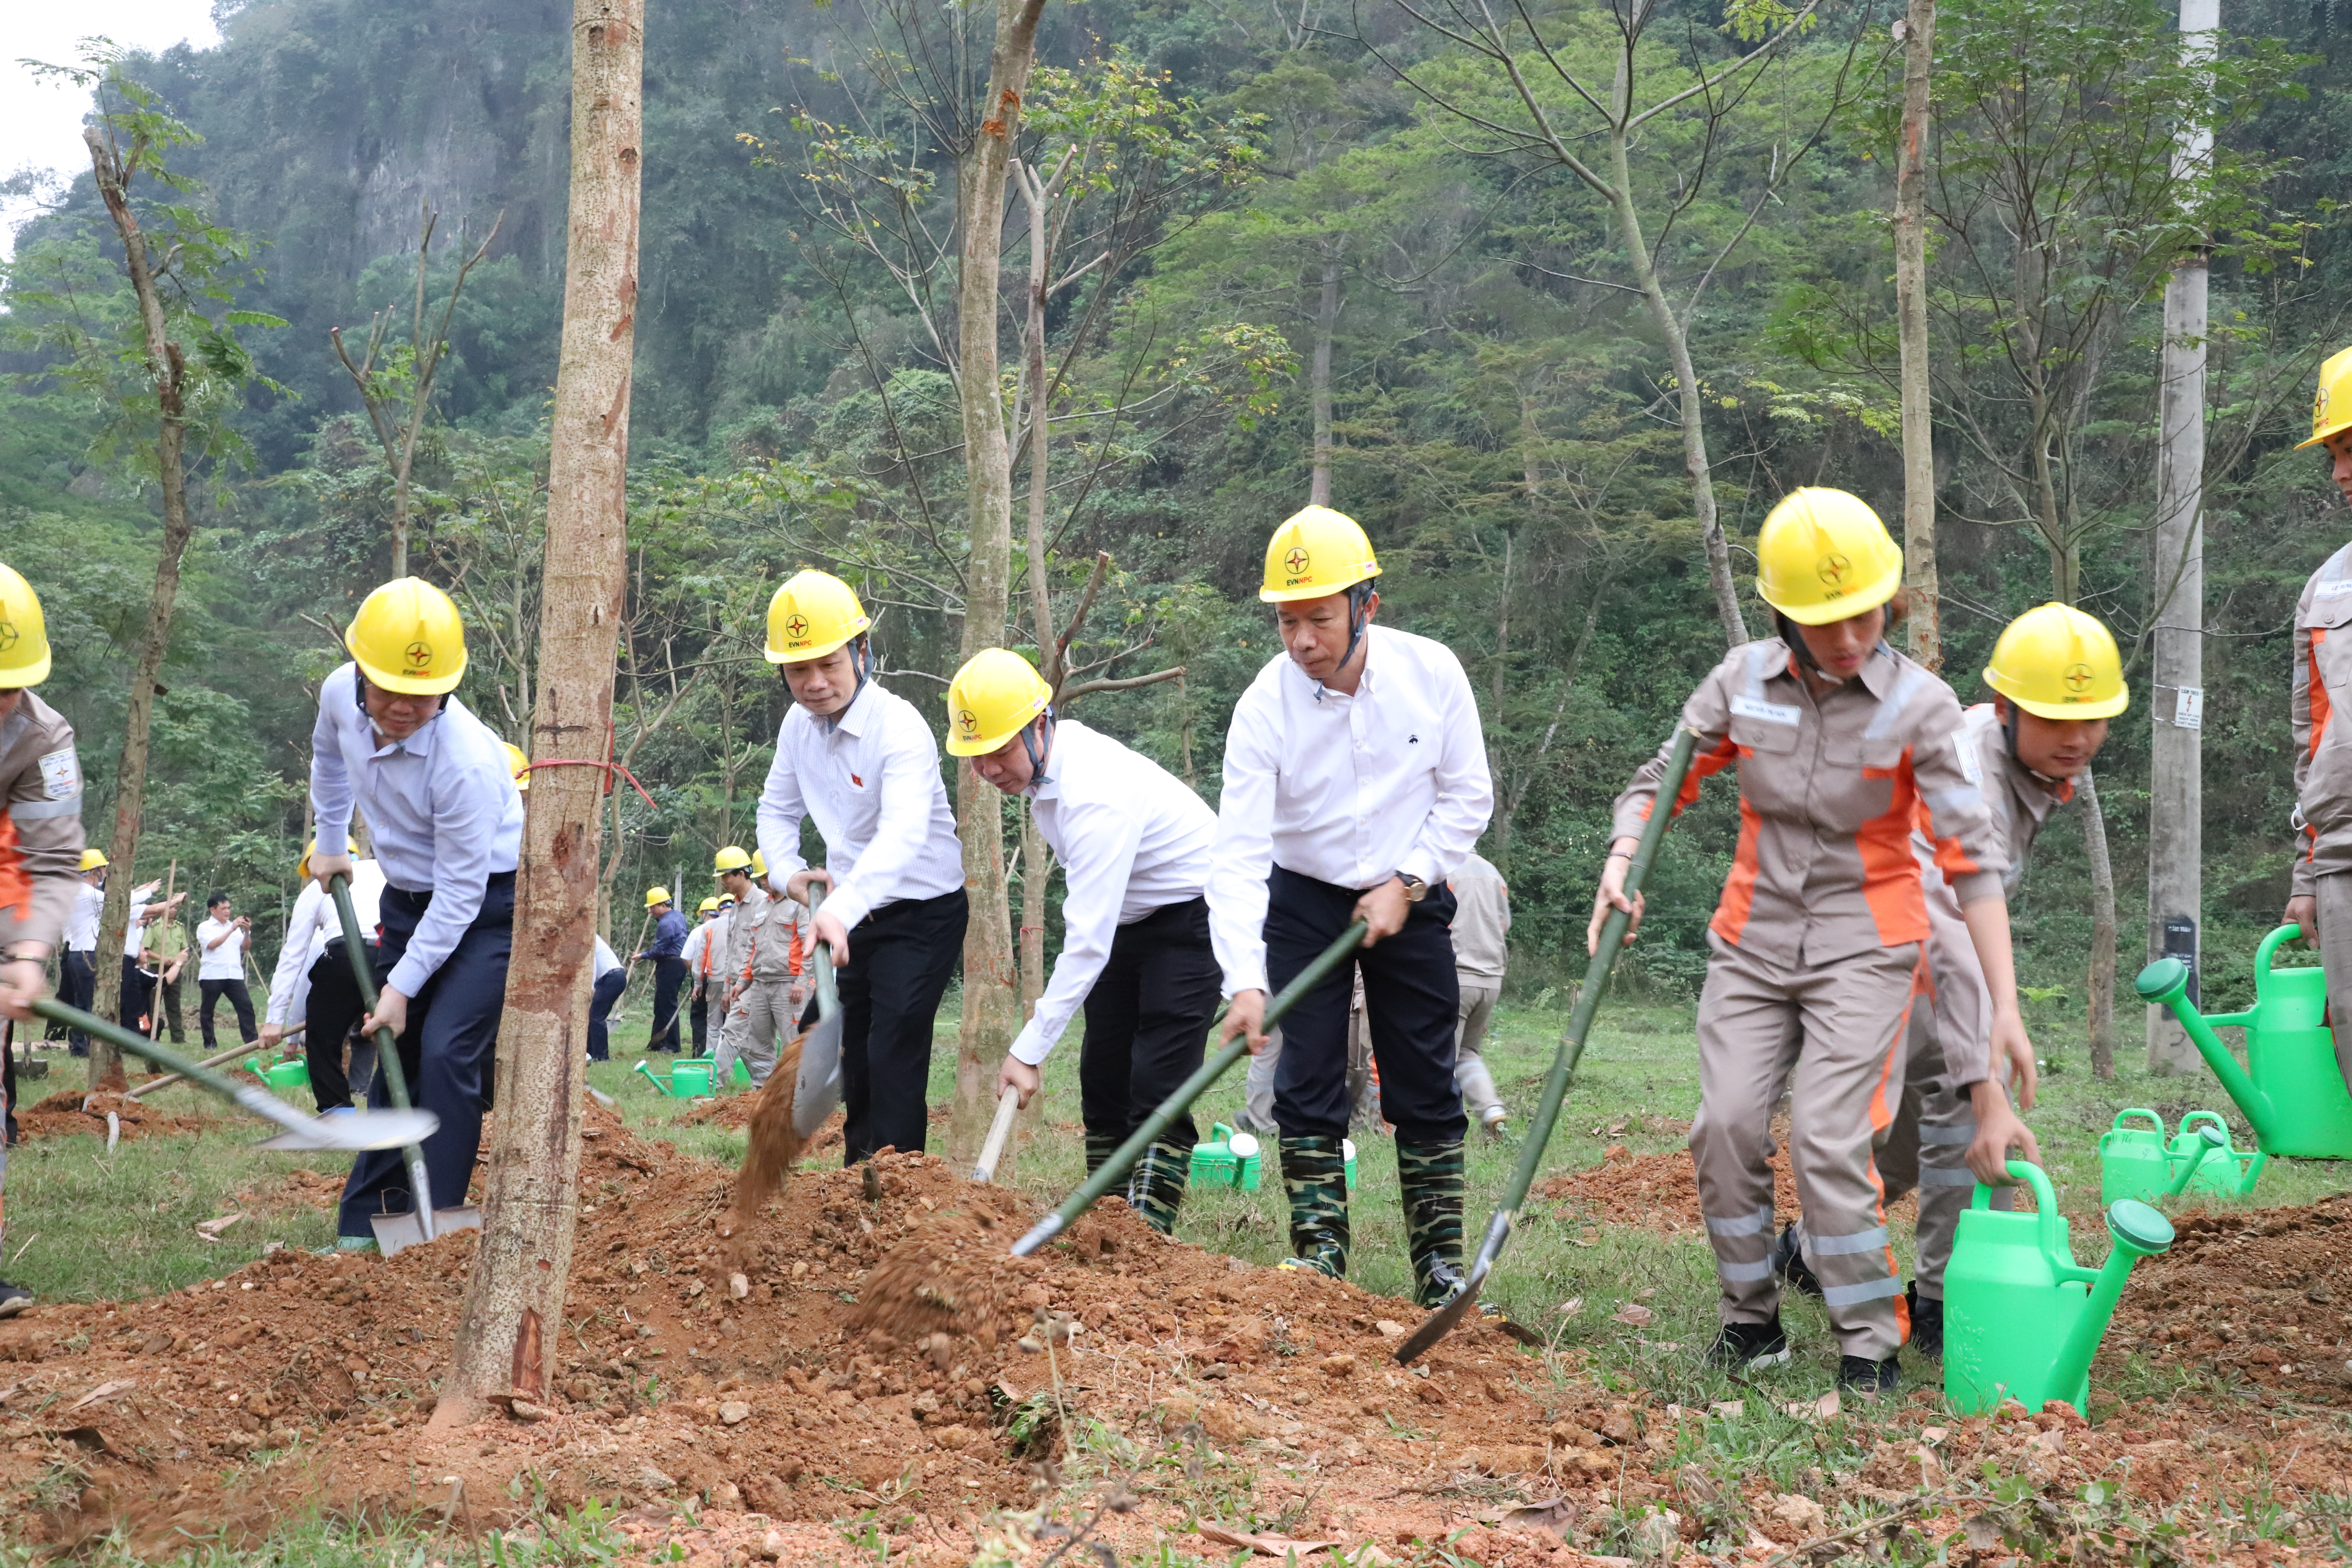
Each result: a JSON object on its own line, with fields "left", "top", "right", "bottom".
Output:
{"left": 57, "top": 851, "right": 105, "bottom": 1055}
{"left": 261, "top": 837, "right": 382, "bottom": 1109}
{"left": 755, "top": 571, "right": 966, "bottom": 1163}
{"left": 682, "top": 896, "right": 721, "bottom": 1053}
{"left": 954, "top": 650, "right": 1224, "bottom": 1233}
{"left": 307, "top": 578, "right": 524, "bottom": 1248}
{"left": 588, "top": 935, "right": 627, "bottom": 1063}
{"left": 194, "top": 892, "right": 259, "bottom": 1050}
{"left": 1210, "top": 506, "right": 1494, "bottom": 1306}
{"left": 117, "top": 882, "right": 182, "bottom": 1036}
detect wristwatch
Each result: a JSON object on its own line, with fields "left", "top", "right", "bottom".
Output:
{"left": 1397, "top": 875, "right": 1429, "bottom": 903}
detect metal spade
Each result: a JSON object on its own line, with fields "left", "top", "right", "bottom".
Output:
{"left": 790, "top": 882, "right": 845, "bottom": 1141}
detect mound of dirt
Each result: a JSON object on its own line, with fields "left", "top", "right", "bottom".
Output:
{"left": 14, "top": 1089, "right": 210, "bottom": 1144}
{"left": 1535, "top": 1143, "right": 1802, "bottom": 1235}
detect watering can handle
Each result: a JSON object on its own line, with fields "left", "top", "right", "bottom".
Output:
{"left": 2112, "top": 1108, "right": 2165, "bottom": 1136}
{"left": 1972, "top": 1159, "right": 2092, "bottom": 1282}
{"left": 2178, "top": 1110, "right": 2231, "bottom": 1143}
{"left": 2255, "top": 924, "right": 2305, "bottom": 994}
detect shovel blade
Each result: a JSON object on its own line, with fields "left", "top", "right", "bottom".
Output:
{"left": 253, "top": 1109, "right": 441, "bottom": 1152}
{"left": 1395, "top": 1257, "right": 1494, "bottom": 1366}
{"left": 792, "top": 1011, "right": 845, "bottom": 1141}
{"left": 371, "top": 1206, "right": 483, "bottom": 1257}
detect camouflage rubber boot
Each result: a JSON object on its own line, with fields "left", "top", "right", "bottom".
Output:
{"left": 1125, "top": 1136, "right": 1192, "bottom": 1236}
{"left": 1277, "top": 1134, "right": 1351, "bottom": 1279}
{"left": 1399, "top": 1138, "right": 1468, "bottom": 1308}
{"left": 1084, "top": 1128, "right": 1124, "bottom": 1178}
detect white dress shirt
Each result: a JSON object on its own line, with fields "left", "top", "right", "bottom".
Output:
{"left": 67, "top": 884, "right": 100, "bottom": 952}
{"left": 1208, "top": 625, "right": 1494, "bottom": 997}
{"left": 1009, "top": 722, "right": 1219, "bottom": 1066}
{"left": 196, "top": 917, "right": 248, "bottom": 982}
{"left": 122, "top": 893, "right": 151, "bottom": 960}
{"left": 681, "top": 920, "right": 712, "bottom": 978}
{"left": 593, "top": 935, "right": 625, "bottom": 980}
{"left": 756, "top": 680, "right": 963, "bottom": 931}
{"left": 309, "top": 662, "right": 525, "bottom": 998}
{"left": 265, "top": 861, "right": 387, "bottom": 1026}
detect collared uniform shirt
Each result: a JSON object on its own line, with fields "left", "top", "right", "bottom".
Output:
{"left": 1448, "top": 851, "right": 1511, "bottom": 981}
{"left": 196, "top": 917, "right": 248, "bottom": 981}
{"left": 756, "top": 681, "right": 962, "bottom": 931}
{"left": 1208, "top": 625, "right": 1494, "bottom": 998}
{"left": 722, "top": 884, "right": 809, "bottom": 986}
{"left": 1611, "top": 639, "right": 2006, "bottom": 972}
{"left": 2293, "top": 542, "right": 2352, "bottom": 894}
{"left": 309, "top": 662, "right": 525, "bottom": 998}
{"left": 266, "top": 860, "right": 387, "bottom": 1026}
{"left": 641, "top": 908, "right": 687, "bottom": 961}
{"left": 1011, "top": 721, "right": 1219, "bottom": 1066}
{"left": 0, "top": 690, "right": 85, "bottom": 958}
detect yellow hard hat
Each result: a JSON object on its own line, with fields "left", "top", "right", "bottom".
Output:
{"left": 1984, "top": 603, "right": 2129, "bottom": 721}
{"left": 713, "top": 845, "right": 752, "bottom": 874}
{"left": 0, "top": 565, "right": 54, "bottom": 689}
{"left": 1260, "top": 506, "right": 1381, "bottom": 603}
{"left": 697, "top": 896, "right": 720, "bottom": 915}
{"left": 645, "top": 886, "right": 673, "bottom": 909}
{"left": 765, "top": 570, "right": 872, "bottom": 664}
{"left": 504, "top": 741, "right": 530, "bottom": 790}
{"left": 718, "top": 896, "right": 737, "bottom": 909}
{"left": 945, "top": 649, "right": 1052, "bottom": 757}
{"left": 295, "top": 835, "right": 361, "bottom": 881}
{"left": 2300, "top": 346, "right": 2352, "bottom": 451}
{"left": 750, "top": 851, "right": 767, "bottom": 877}
{"left": 347, "top": 577, "right": 468, "bottom": 694}
{"left": 79, "top": 848, "right": 108, "bottom": 872}
{"left": 1755, "top": 488, "right": 1904, "bottom": 625}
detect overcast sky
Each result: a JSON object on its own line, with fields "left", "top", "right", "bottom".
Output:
{"left": 2, "top": 0, "right": 224, "bottom": 255}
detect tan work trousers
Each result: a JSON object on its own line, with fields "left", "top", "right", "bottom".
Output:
{"left": 1455, "top": 978, "right": 1504, "bottom": 1123}
{"left": 2316, "top": 872, "right": 2352, "bottom": 1089}
{"left": 1694, "top": 934, "right": 1921, "bottom": 1360}
{"left": 715, "top": 980, "right": 794, "bottom": 1092}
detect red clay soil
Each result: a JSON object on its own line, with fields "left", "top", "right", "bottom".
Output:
{"left": 14, "top": 1089, "right": 209, "bottom": 1144}
{"left": 1534, "top": 1143, "right": 1803, "bottom": 1235}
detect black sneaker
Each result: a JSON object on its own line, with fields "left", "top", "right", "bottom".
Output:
{"left": 0, "top": 1280, "right": 35, "bottom": 1318}
{"left": 1906, "top": 1283, "right": 1943, "bottom": 1357}
{"left": 1836, "top": 1352, "right": 1900, "bottom": 1399}
{"left": 1773, "top": 1223, "right": 1823, "bottom": 1298}
{"left": 1707, "top": 1314, "right": 1792, "bottom": 1370}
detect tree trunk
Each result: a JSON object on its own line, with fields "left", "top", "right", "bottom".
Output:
{"left": 1309, "top": 242, "right": 1342, "bottom": 507}
{"left": 436, "top": 0, "right": 640, "bottom": 1429}
{"left": 2145, "top": 0, "right": 2216, "bottom": 1076}
{"left": 947, "top": 0, "right": 1052, "bottom": 1166}
{"left": 82, "top": 126, "right": 196, "bottom": 1094}
{"left": 1894, "top": 0, "right": 1939, "bottom": 672}
{"left": 1491, "top": 533, "right": 1512, "bottom": 717}
{"left": 1605, "top": 82, "right": 1747, "bottom": 649}
{"left": 2079, "top": 764, "right": 2118, "bottom": 1081}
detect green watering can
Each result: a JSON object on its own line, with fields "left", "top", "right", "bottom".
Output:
{"left": 633, "top": 1059, "right": 711, "bottom": 1098}
{"left": 2137, "top": 924, "right": 2352, "bottom": 1158}
{"left": 1189, "top": 1123, "right": 1265, "bottom": 1190}
{"left": 243, "top": 1055, "right": 310, "bottom": 1093}
{"left": 1943, "top": 1160, "right": 2173, "bottom": 1417}
{"left": 2166, "top": 1111, "right": 2265, "bottom": 1198}
{"left": 2098, "top": 1110, "right": 2266, "bottom": 1204}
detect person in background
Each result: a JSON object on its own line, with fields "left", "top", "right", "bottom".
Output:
{"left": 715, "top": 860, "right": 807, "bottom": 1093}
{"left": 150, "top": 904, "right": 189, "bottom": 1045}
{"left": 587, "top": 934, "right": 626, "bottom": 1063}
{"left": 260, "top": 837, "right": 381, "bottom": 1110}
{"left": 635, "top": 887, "right": 688, "bottom": 1054}
{"left": 682, "top": 895, "right": 722, "bottom": 1054}
{"left": 195, "top": 892, "right": 259, "bottom": 1050}
{"left": 0, "top": 562, "right": 87, "bottom": 1316}
{"left": 1448, "top": 849, "right": 1511, "bottom": 1136}
{"left": 119, "top": 882, "right": 183, "bottom": 1036}
{"left": 2288, "top": 345, "right": 2352, "bottom": 1092}
{"left": 57, "top": 850, "right": 104, "bottom": 1055}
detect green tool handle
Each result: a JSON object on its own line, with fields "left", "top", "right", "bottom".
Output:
{"left": 30, "top": 997, "right": 308, "bottom": 1130}
{"left": 328, "top": 875, "right": 416, "bottom": 1114}
{"left": 1462, "top": 725, "right": 1701, "bottom": 1280}
{"left": 1012, "top": 921, "right": 1367, "bottom": 1257}
{"left": 809, "top": 882, "right": 838, "bottom": 1017}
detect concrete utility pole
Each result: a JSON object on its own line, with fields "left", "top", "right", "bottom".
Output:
{"left": 2145, "top": 0, "right": 2218, "bottom": 1074}
{"left": 1894, "top": 0, "right": 1938, "bottom": 673}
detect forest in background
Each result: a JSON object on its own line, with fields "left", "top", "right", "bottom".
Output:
{"left": 4, "top": 0, "right": 2351, "bottom": 1052}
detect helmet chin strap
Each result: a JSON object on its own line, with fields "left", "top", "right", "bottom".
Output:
{"left": 1020, "top": 709, "right": 1057, "bottom": 791}
{"left": 1341, "top": 582, "right": 1377, "bottom": 672}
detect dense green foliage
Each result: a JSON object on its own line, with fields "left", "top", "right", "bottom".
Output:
{"left": 4, "top": 0, "right": 2349, "bottom": 1035}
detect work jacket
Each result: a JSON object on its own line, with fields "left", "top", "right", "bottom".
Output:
{"left": 724, "top": 886, "right": 807, "bottom": 988}
{"left": 0, "top": 691, "right": 85, "bottom": 958}
{"left": 2292, "top": 542, "right": 2352, "bottom": 894}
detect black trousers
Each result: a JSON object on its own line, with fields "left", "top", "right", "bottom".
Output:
{"left": 119, "top": 957, "right": 156, "bottom": 1037}
{"left": 801, "top": 887, "right": 968, "bottom": 1164}
{"left": 588, "top": 968, "right": 626, "bottom": 1061}
{"left": 56, "top": 951, "right": 94, "bottom": 1052}
{"left": 688, "top": 988, "right": 709, "bottom": 1053}
{"left": 1266, "top": 865, "right": 1466, "bottom": 1142}
{"left": 1078, "top": 897, "right": 1222, "bottom": 1151}
{"left": 199, "top": 977, "right": 258, "bottom": 1049}
{"left": 646, "top": 956, "right": 689, "bottom": 1052}
{"left": 157, "top": 974, "right": 185, "bottom": 1043}
{"left": 303, "top": 939, "right": 379, "bottom": 1110}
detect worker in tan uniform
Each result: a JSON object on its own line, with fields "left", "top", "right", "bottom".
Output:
{"left": 0, "top": 564, "right": 87, "bottom": 1316}
{"left": 714, "top": 853, "right": 807, "bottom": 1092}
{"left": 1778, "top": 603, "right": 2121, "bottom": 1354}
{"left": 2287, "top": 346, "right": 2352, "bottom": 1087}
{"left": 1594, "top": 489, "right": 2033, "bottom": 1398}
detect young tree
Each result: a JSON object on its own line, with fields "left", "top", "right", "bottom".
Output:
{"left": 1893, "top": 0, "right": 1939, "bottom": 670}
{"left": 437, "top": 0, "right": 642, "bottom": 1427}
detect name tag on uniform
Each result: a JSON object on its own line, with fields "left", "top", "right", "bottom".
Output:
{"left": 1730, "top": 695, "right": 1800, "bottom": 726}
{"left": 37, "top": 748, "right": 78, "bottom": 800}
{"left": 2319, "top": 579, "right": 2352, "bottom": 599}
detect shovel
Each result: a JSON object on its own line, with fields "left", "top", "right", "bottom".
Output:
{"left": 328, "top": 876, "right": 481, "bottom": 1255}
{"left": 789, "top": 883, "right": 845, "bottom": 1142}
{"left": 1394, "top": 725, "right": 1700, "bottom": 1364}
{"left": 29, "top": 999, "right": 436, "bottom": 1152}
{"left": 970, "top": 1084, "right": 1021, "bottom": 1183}
{"left": 1012, "top": 922, "right": 1366, "bottom": 1257}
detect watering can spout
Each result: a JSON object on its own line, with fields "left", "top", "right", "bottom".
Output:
{"left": 2133, "top": 955, "right": 2282, "bottom": 1145}
{"left": 2044, "top": 1199, "right": 2173, "bottom": 1413}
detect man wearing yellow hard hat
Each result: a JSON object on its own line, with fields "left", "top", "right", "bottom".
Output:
{"left": 308, "top": 577, "right": 524, "bottom": 1249}
{"left": 951, "top": 648, "right": 1225, "bottom": 1233}
{"left": 261, "top": 836, "right": 383, "bottom": 1109}
{"left": 1776, "top": 602, "right": 2120, "bottom": 1357}
{"left": 1208, "top": 507, "right": 1495, "bottom": 1306}
{"left": 0, "top": 565, "right": 82, "bottom": 1314}
{"left": 756, "top": 571, "right": 965, "bottom": 1162}
{"left": 633, "top": 887, "right": 690, "bottom": 1055}
{"left": 1596, "top": 489, "right": 2031, "bottom": 1398}
{"left": 2289, "top": 346, "right": 2352, "bottom": 1087}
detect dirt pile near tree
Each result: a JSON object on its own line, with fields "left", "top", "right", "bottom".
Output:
{"left": 14, "top": 1088, "right": 210, "bottom": 1144}
{"left": 1533, "top": 1142, "right": 1802, "bottom": 1235}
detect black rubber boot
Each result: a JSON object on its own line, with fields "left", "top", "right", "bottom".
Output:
{"left": 1276, "top": 1134, "right": 1350, "bottom": 1279}
{"left": 1837, "top": 1352, "right": 1901, "bottom": 1399}
{"left": 1706, "top": 1314, "right": 1792, "bottom": 1370}
{"left": 1083, "top": 1129, "right": 1123, "bottom": 1178}
{"left": 1905, "top": 1282, "right": 1944, "bottom": 1357}
{"left": 1398, "top": 1138, "right": 1467, "bottom": 1308}
{"left": 1125, "top": 1136, "right": 1191, "bottom": 1236}
{"left": 1774, "top": 1223, "right": 1823, "bottom": 1298}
